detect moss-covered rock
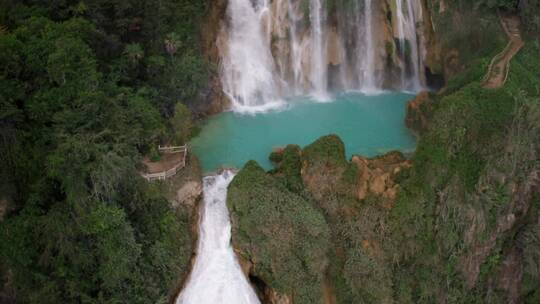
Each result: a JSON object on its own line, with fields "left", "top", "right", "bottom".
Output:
{"left": 269, "top": 145, "right": 304, "bottom": 193}
{"left": 301, "top": 135, "right": 349, "bottom": 201}
{"left": 228, "top": 161, "right": 331, "bottom": 304}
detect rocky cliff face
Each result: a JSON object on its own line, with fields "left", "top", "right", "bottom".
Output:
{"left": 195, "top": 0, "right": 229, "bottom": 115}
{"left": 405, "top": 90, "right": 433, "bottom": 135}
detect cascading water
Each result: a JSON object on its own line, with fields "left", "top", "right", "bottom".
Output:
{"left": 360, "top": 0, "right": 379, "bottom": 93}
{"left": 395, "top": 0, "right": 423, "bottom": 91}
{"left": 176, "top": 171, "right": 260, "bottom": 304}
{"left": 219, "top": 0, "right": 426, "bottom": 110}
{"left": 309, "top": 0, "right": 329, "bottom": 100}
{"left": 221, "top": 0, "right": 282, "bottom": 111}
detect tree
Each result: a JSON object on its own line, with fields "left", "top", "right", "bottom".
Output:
{"left": 170, "top": 102, "right": 193, "bottom": 145}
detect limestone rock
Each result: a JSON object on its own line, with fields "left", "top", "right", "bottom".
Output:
{"left": 352, "top": 152, "right": 412, "bottom": 207}
{"left": 173, "top": 181, "right": 202, "bottom": 209}
{"left": 197, "top": 0, "right": 229, "bottom": 115}
{"left": 165, "top": 154, "right": 203, "bottom": 213}
{"left": 405, "top": 91, "right": 433, "bottom": 135}
{"left": 265, "top": 289, "right": 293, "bottom": 304}
{"left": 326, "top": 26, "right": 343, "bottom": 66}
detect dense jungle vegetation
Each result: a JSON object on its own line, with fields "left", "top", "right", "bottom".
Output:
{"left": 0, "top": 0, "right": 208, "bottom": 303}
{"left": 1, "top": 0, "right": 539, "bottom": 303}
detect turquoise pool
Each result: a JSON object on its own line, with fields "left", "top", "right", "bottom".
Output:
{"left": 191, "top": 92, "right": 417, "bottom": 172}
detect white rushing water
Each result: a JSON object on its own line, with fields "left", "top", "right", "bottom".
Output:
{"left": 395, "top": 0, "right": 423, "bottom": 91}
{"left": 309, "top": 0, "right": 329, "bottom": 100}
{"left": 221, "top": 0, "right": 282, "bottom": 111}
{"left": 287, "top": 0, "right": 304, "bottom": 94}
{"left": 220, "top": 0, "right": 426, "bottom": 109}
{"left": 176, "top": 171, "right": 261, "bottom": 304}
{"left": 360, "top": 0, "right": 379, "bottom": 93}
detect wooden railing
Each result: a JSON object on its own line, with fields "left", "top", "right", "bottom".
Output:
{"left": 158, "top": 145, "right": 187, "bottom": 154}
{"left": 142, "top": 146, "right": 188, "bottom": 182}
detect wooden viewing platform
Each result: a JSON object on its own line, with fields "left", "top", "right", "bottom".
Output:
{"left": 141, "top": 145, "right": 188, "bottom": 182}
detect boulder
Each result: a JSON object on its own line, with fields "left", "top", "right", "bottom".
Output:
{"left": 173, "top": 181, "right": 202, "bottom": 209}
{"left": 405, "top": 91, "right": 433, "bottom": 135}
{"left": 352, "top": 152, "right": 412, "bottom": 207}
{"left": 265, "top": 289, "right": 293, "bottom": 304}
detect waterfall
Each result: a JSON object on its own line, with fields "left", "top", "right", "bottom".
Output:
{"left": 221, "top": 0, "right": 282, "bottom": 111}
{"left": 309, "top": 0, "right": 329, "bottom": 100}
{"left": 219, "top": 0, "right": 426, "bottom": 110}
{"left": 360, "top": 0, "right": 379, "bottom": 93}
{"left": 395, "top": 0, "right": 423, "bottom": 91}
{"left": 176, "top": 171, "right": 261, "bottom": 304}
{"left": 287, "top": 0, "right": 304, "bottom": 94}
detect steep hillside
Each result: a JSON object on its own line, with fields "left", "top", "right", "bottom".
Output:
{"left": 226, "top": 2, "right": 540, "bottom": 303}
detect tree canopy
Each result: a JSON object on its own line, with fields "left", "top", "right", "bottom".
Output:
{"left": 0, "top": 0, "right": 207, "bottom": 302}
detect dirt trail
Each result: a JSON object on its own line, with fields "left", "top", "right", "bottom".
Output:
{"left": 483, "top": 14, "right": 524, "bottom": 89}
{"left": 143, "top": 152, "right": 186, "bottom": 173}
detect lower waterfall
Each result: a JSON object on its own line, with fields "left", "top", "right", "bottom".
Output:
{"left": 176, "top": 171, "right": 260, "bottom": 304}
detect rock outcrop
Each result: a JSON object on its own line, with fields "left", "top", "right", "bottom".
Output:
{"left": 352, "top": 152, "right": 411, "bottom": 207}
{"left": 459, "top": 170, "right": 539, "bottom": 289}
{"left": 196, "top": 0, "right": 229, "bottom": 115}
{"left": 258, "top": 135, "right": 404, "bottom": 304}
{"left": 298, "top": 135, "right": 410, "bottom": 208}
{"left": 405, "top": 91, "right": 433, "bottom": 135}
{"left": 173, "top": 181, "right": 202, "bottom": 209}
{"left": 166, "top": 154, "right": 203, "bottom": 212}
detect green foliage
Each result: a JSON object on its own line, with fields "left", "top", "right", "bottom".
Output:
{"left": 270, "top": 145, "right": 304, "bottom": 192}
{"left": 386, "top": 38, "right": 540, "bottom": 303}
{"left": 228, "top": 161, "right": 331, "bottom": 304}
{"left": 170, "top": 103, "right": 194, "bottom": 145}
{"left": 429, "top": 1, "right": 506, "bottom": 64}
{"left": 303, "top": 134, "right": 347, "bottom": 168}
{"left": 0, "top": 0, "right": 207, "bottom": 302}
{"left": 520, "top": 0, "right": 540, "bottom": 33}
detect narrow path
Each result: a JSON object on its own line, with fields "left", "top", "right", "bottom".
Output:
{"left": 483, "top": 14, "right": 524, "bottom": 89}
